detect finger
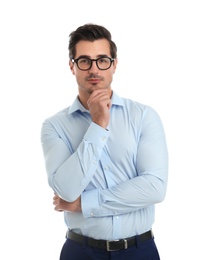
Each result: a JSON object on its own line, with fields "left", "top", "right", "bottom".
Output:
{"left": 88, "top": 90, "right": 109, "bottom": 103}
{"left": 53, "top": 197, "right": 59, "bottom": 205}
{"left": 90, "top": 92, "right": 109, "bottom": 102}
{"left": 88, "top": 94, "right": 111, "bottom": 108}
{"left": 90, "top": 89, "right": 108, "bottom": 96}
{"left": 54, "top": 205, "right": 63, "bottom": 212}
{"left": 53, "top": 200, "right": 58, "bottom": 205}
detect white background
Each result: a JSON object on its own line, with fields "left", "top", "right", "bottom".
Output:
{"left": 0, "top": 0, "right": 208, "bottom": 259}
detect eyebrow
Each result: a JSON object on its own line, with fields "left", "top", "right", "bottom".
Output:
{"left": 76, "top": 54, "right": 109, "bottom": 59}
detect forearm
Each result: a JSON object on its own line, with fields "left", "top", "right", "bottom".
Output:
{"left": 41, "top": 121, "right": 109, "bottom": 202}
{"left": 81, "top": 172, "right": 167, "bottom": 218}
{"left": 82, "top": 108, "right": 168, "bottom": 218}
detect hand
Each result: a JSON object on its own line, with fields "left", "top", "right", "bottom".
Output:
{"left": 53, "top": 194, "right": 81, "bottom": 212}
{"left": 87, "top": 89, "right": 111, "bottom": 129}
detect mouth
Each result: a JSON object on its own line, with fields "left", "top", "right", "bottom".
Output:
{"left": 88, "top": 79, "right": 100, "bottom": 83}
{"left": 87, "top": 78, "right": 102, "bottom": 84}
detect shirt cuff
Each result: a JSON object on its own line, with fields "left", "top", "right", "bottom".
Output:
{"left": 84, "top": 122, "right": 109, "bottom": 148}
{"left": 81, "top": 189, "right": 100, "bottom": 218}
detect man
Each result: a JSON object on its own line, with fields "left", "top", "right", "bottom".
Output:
{"left": 41, "top": 23, "right": 168, "bottom": 260}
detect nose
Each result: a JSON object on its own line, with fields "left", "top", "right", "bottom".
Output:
{"left": 88, "top": 60, "right": 99, "bottom": 73}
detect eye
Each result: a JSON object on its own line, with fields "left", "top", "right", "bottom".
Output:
{"left": 79, "top": 58, "right": 90, "bottom": 64}
{"left": 98, "top": 57, "right": 109, "bottom": 64}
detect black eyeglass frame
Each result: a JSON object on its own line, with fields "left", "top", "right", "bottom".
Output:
{"left": 71, "top": 56, "right": 115, "bottom": 71}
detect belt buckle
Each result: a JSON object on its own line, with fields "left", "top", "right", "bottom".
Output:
{"left": 106, "top": 239, "right": 128, "bottom": 251}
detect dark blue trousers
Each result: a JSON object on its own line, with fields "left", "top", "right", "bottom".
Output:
{"left": 60, "top": 236, "right": 160, "bottom": 260}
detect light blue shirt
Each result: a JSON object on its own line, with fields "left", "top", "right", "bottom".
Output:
{"left": 41, "top": 92, "right": 168, "bottom": 240}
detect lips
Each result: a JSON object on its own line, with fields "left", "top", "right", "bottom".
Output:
{"left": 87, "top": 78, "right": 101, "bottom": 83}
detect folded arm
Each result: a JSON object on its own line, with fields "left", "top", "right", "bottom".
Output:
{"left": 41, "top": 121, "right": 109, "bottom": 202}
{"left": 48, "top": 107, "right": 168, "bottom": 217}
{"left": 81, "top": 113, "right": 168, "bottom": 217}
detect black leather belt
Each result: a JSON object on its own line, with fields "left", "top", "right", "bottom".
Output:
{"left": 66, "top": 229, "right": 154, "bottom": 251}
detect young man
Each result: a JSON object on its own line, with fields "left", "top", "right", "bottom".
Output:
{"left": 41, "top": 23, "right": 168, "bottom": 260}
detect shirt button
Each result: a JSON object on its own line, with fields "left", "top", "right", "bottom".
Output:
{"left": 101, "top": 137, "right": 106, "bottom": 141}
{"left": 90, "top": 212, "right": 94, "bottom": 216}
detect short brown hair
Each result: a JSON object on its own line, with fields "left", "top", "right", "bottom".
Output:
{"left": 68, "top": 23, "right": 117, "bottom": 59}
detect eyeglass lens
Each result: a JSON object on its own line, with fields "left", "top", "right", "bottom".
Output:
{"left": 77, "top": 57, "right": 112, "bottom": 70}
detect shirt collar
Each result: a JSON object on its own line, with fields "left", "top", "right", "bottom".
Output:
{"left": 67, "top": 91, "right": 124, "bottom": 115}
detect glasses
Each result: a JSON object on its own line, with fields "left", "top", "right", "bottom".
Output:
{"left": 71, "top": 56, "right": 115, "bottom": 71}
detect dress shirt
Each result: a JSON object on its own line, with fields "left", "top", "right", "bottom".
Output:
{"left": 41, "top": 92, "right": 168, "bottom": 240}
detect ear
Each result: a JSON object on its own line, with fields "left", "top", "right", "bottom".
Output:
{"left": 69, "top": 60, "right": 75, "bottom": 75}
{"left": 112, "top": 58, "right": 118, "bottom": 74}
